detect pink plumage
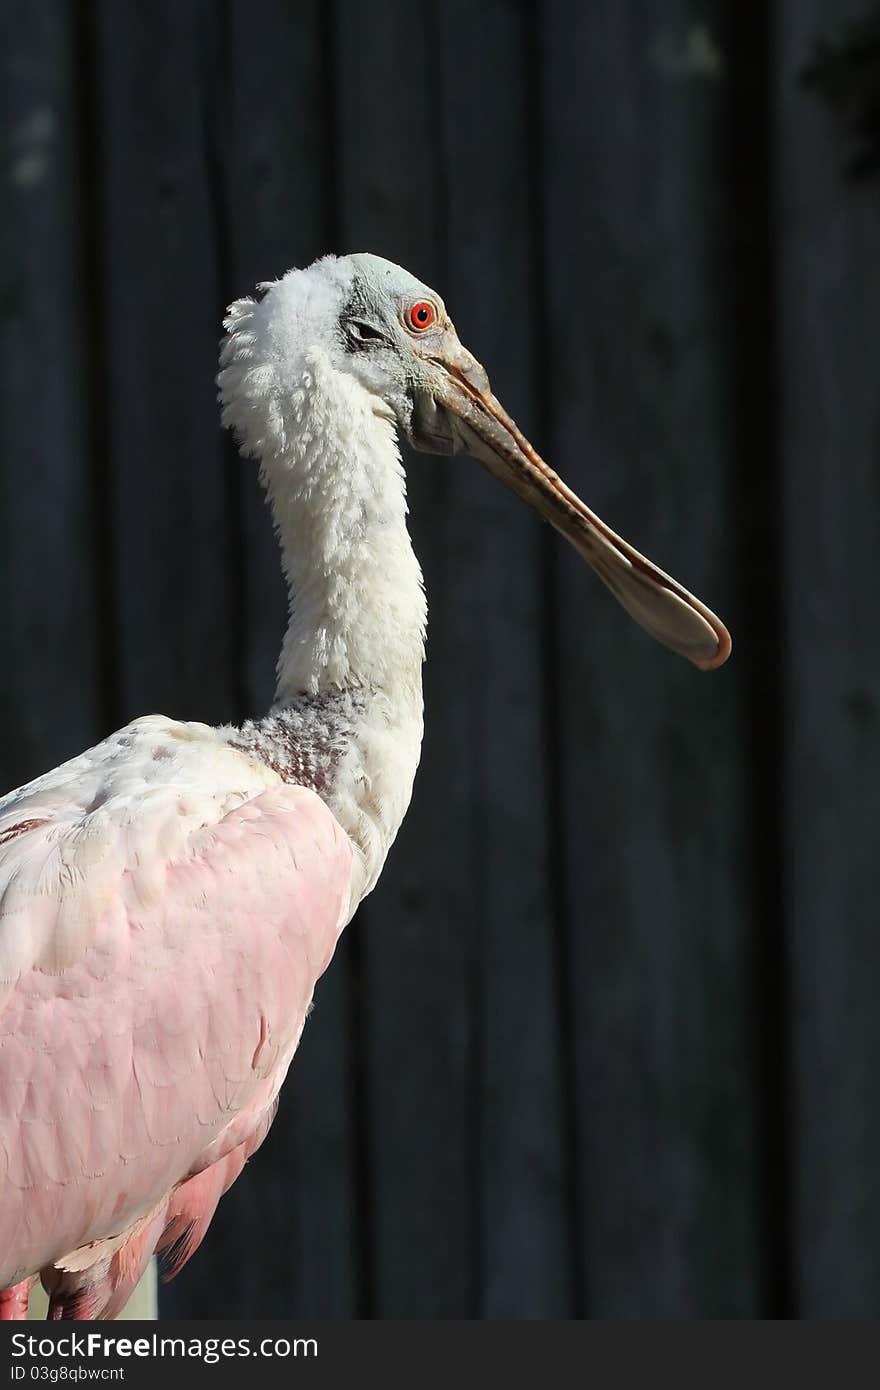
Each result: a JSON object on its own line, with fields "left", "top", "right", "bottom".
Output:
{"left": 1, "top": 252, "right": 730, "bottom": 1320}
{"left": 0, "top": 719, "right": 352, "bottom": 1318}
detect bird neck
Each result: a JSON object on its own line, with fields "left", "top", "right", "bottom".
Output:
{"left": 264, "top": 356, "right": 427, "bottom": 704}
{"left": 256, "top": 355, "right": 427, "bottom": 904}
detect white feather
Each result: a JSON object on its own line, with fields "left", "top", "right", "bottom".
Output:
{"left": 218, "top": 260, "right": 428, "bottom": 905}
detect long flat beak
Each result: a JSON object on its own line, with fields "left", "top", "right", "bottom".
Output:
{"left": 430, "top": 354, "right": 731, "bottom": 671}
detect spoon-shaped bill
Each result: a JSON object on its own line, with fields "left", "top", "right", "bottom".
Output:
{"left": 435, "top": 368, "right": 731, "bottom": 671}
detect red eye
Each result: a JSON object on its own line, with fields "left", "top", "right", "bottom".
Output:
{"left": 406, "top": 300, "right": 437, "bottom": 332}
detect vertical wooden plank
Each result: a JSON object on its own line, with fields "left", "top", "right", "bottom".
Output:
{"left": 90, "top": 0, "right": 235, "bottom": 726}
{"left": 1, "top": 0, "right": 158, "bottom": 1324}
{"left": 0, "top": 0, "right": 102, "bottom": 789}
{"left": 165, "top": 0, "right": 361, "bottom": 1318}
{"left": 224, "top": 0, "right": 359, "bottom": 1322}
{"left": 84, "top": 0, "right": 240, "bottom": 1316}
{"left": 222, "top": 2, "right": 329, "bottom": 719}
{"left": 331, "top": 0, "right": 473, "bottom": 1317}
{"left": 436, "top": 0, "right": 572, "bottom": 1319}
{"left": 776, "top": 0, "right": 880, "bottom": 1317}
{"left": 540, "top": 0, "right": 763, "bottom": 1315}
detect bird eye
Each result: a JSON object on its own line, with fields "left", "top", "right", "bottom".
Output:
{"left": 405, "top": 301, "right": 437, "bottom": 333}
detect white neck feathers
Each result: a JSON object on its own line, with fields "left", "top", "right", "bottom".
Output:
{"left": 218, "top": 289, "right": 427, "bottom": 906}
{"left": 263, "top": 350, "right": 426, "bottom": 703}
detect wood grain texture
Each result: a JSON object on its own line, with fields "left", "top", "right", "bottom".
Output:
{"left": 0, "top": 0, "right": 102, "bottom": 788}
{"left": 540, "top": 0, "right": 762, "bottom": 1316}
{"left": 330, "top": 0, "right": 472, "bottom": 1318}
{"left": 90, "top": 0, "right": 235, "bottom": 726}
{"left": 776, "top": 0, "right": 880, "bottom": 1318}
{"left": 435, "top": 0, "right": 572, "bottom": 1320}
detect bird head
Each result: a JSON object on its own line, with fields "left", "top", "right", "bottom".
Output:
{"left": 219, "top": 252, "right": 730, "bottom": 671}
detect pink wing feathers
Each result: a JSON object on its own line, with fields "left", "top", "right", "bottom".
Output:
{"left": 0, "top": 723, "right": 352, "bottom": 1319}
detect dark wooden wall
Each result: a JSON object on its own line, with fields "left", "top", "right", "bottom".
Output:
{"left": 1, "top": 0, "right": 878, "bottom": 1319}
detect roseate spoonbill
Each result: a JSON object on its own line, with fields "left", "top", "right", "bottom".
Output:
{"left": 0, "top": 254, "right": 730, "bottom": 1319}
